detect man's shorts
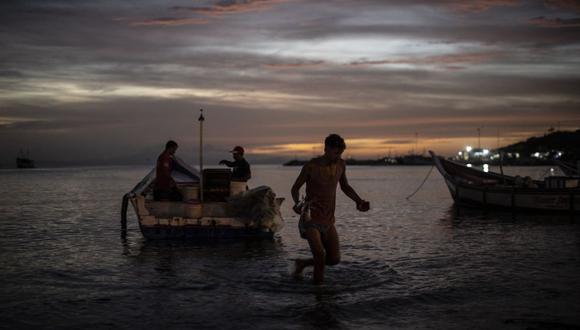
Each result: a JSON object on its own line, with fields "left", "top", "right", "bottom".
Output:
{"left": 298, "top": 216, "right": 332, "bottom": 239}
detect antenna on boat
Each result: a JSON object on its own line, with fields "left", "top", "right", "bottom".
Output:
{"left": 198, "top": 109, "right": 205, "bottom": 202}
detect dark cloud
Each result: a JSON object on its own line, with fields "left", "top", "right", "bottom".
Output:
{"left": 1, "top": 0, "right": 580, "bottom": 166}
{"left": 529, "top": 16, "right": 580, "bottom": 27}
{"left": 544, "top": 0, "right": 580, "bottom": 13}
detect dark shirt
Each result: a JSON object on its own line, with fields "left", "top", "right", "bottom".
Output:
{"left": 156, "top": 151, "right": 175, "bottom": 190}
{"left": 221, "top": 158, "right": 251, "bottom": 181}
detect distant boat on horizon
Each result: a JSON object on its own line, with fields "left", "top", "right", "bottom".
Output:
{"left": 16, "top": 150, "right": 35, "bottom": 169}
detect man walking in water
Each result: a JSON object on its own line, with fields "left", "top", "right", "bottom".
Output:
{"left": 291, "top": 134, "right": 370, "bottom": 284}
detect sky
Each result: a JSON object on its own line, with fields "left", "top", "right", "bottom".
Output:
{"left": 1, "top": 0, "right": 580, "bottom": 166}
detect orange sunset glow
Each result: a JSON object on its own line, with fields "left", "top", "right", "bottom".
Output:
{"left": 1, "top": 0, "right": 579, "bottom": 166}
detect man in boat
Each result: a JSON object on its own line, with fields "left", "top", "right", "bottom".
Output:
{"left": 219, "top": 146, "right": 252, "bottom": 182}
{"left": 154, "top": 140, "right": 182, "bottom": 201}
{"left": 291, "top": 134, "right": 370, "bottom": 285}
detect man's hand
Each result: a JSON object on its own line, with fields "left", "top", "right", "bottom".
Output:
{"left": 356, "top": 200, "right": 370, "bottom": 212}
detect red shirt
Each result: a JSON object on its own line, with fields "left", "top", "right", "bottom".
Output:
{"left": 155, "top": 151, "right": 175, "bottom": 190}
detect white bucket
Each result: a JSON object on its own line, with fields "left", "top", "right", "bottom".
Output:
{"left": 184, "top": 202, "right": 202, "bottom": 218}
{"left": 230, "top": 181, "right": 247, "bottom": 196}
{"left": 180, "top": 184, "right": 200, "bottom": 201}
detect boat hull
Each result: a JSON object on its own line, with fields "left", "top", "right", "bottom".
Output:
{"left": 431, "top": 151, "right": 580, "bottom": 214}
{"left": 443, "top": 177, "right": 580, "bottom": 214}
{"left": 139, "top": 225, "right": 274, "bottom": 240}
{"left": 129, "top": 195, "right": 283, "bottom": 240}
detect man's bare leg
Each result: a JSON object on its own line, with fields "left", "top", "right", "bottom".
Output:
{"left": 292, "top": 258, "right": 313, "bottom": 279}
{"left": 304, "top": 228, "right": 326, "bottom": 284}
{"left": 292, "top": 228, "right": 326, "bottom": 283}
{"left": 322, "top": 225, "right": 340, "bottom": 266}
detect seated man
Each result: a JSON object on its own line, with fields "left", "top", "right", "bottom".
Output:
{"left": 219, "top": 146, "right": 251, "bottom": 182}
{"left": 154, "top": 140, "right": 183, "bottom": 201}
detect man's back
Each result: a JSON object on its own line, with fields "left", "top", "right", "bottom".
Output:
{"left": 156, "top": 151, "right": 173, "bottom": 190}
{"left": 230, "top": 158, "right": 251, "bottom": 181}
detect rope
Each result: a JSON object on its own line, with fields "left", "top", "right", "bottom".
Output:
{"left": 539, "top": 167, "right": 554, "bottom": 178}
{"left": 406, "top": 165, "right": 435, "bottom": 200}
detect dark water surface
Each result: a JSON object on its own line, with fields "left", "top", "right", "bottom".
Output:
{"left": 1, "top": 165, "right": 579, "bottom": 329}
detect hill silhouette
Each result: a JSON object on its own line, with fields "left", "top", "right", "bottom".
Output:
{"left": 498, "top": 129, "right": 580, "bottom": 163}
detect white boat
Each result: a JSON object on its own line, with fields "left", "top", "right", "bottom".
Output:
{"left": 430, "top": 151, "right": 580, "bottom": 214}
{"left": 121, "top": 109, "right": 284, "bottom": 239}
{"left": 121, "top": 157, "right": 284, "bottom": 239}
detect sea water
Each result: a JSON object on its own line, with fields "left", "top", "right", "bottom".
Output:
{"left": 0, "top": 165, "right": 579, "bottom": 329}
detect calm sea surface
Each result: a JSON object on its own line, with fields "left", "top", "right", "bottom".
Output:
{"left": 0, "top": 165, "right": 579, "bottom": 329}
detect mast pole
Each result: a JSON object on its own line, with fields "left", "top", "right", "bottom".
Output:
{"left": 198, "top": 109, "right": 205, "bottom": 202}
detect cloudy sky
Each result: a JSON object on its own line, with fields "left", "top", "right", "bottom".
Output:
{"left": 1, "top": 0, "right": 579, "bottom": 166}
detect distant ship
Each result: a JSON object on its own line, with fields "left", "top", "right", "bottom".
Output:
{"left": 16, "top": 150, "right": 35, "bottom": 168}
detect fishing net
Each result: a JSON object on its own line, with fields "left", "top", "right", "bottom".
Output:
{"left": 226, "top": 186, "right": 284, "bottom": 232}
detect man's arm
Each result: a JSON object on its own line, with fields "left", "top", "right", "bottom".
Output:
{"left": 291, "top": 165, "right": 308, "bottom": 214}
{"left": 339, "top": 168, "right": 369, "bottom": 211}
{"left": 219, "top": 160, "right": 235, "bottom": 167}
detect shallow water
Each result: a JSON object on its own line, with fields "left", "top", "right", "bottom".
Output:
{"left": 0, "top": 165, "right": 579, "bottom": 329}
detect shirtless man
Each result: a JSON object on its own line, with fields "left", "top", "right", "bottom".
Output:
{"left": 291, "top": 134, "right": 370, "bottom": 284}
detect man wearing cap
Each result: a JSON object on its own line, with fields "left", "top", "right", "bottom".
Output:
{"left": 219, "top": 146, "right": 252, "bottom": 182}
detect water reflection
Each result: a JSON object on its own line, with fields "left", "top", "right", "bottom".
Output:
{"left": 2, "top": 166, "right": 579, "bottom": 329}
{"left": 443, "top": 205, "right": 579, "bottom": 225}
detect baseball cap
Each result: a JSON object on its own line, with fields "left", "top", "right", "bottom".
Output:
{"left": 229, "top": 146, "right": 244, "bottom": 155}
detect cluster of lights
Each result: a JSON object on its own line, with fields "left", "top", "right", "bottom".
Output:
{"left": 458, "top": 147, "right": 563, "bottom": 161}
{"left": 531, "top": 150, "right": 564, "bottom": 159}
{"left": 457, "top": 145, "right": 495, "bottom": 161}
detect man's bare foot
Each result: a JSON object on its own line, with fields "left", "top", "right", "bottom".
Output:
{"left": 291, "top": 259, "right": 307, "bottom": 279}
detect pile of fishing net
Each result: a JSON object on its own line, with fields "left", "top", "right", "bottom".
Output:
{"left": 226, "top": 186, "right": 284, "bottom": 232}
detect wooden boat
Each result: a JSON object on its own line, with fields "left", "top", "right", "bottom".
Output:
{"left": 16, "top": 150, "right": 35, "bottom": 168}
{"left": 430, "top": 151, "right": 580, "bottom": 214}
{"left": 556, "top": 160, "right": 579, "bottom": 177}
{"left": 121, "top": 157, "right": 284, "bottom": 240}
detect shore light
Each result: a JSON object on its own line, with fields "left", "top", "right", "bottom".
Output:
{"left": 466, "top": 163, "right": 472, "bottom": 168}
{"left": 483, "top": 164, "right": 489, "bottom": 173}
{"left": 483, "top": 149, "right": 489, "bottom": 155}
{"left": 466, "top": 146, "right": 473, "bottom": 152}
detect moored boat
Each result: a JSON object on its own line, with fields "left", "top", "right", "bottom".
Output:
{"left": 122, "top": 157, "right": 284, "bottom": 239}
{"left": 16, "top": 150, "right": 35, "bottom": 168}
{"left": 430, "top": 151, "right": 580, "bottom": 214}
{"left": 556, "top": 160, "right": 579, "bottom": 177}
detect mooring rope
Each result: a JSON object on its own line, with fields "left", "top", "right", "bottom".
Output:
{"left": 406, "top": 165, "right": 435, "bottom": 200}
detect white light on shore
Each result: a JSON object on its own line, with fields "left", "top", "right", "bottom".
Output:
{"left": 466, "top": 146, "right": 473, "bottom": 152}
{"left": 467, "top": 163, "right": 472, "bottom": 168}
{"left": 483, "top": 164, "right": 489, "bottom": 172}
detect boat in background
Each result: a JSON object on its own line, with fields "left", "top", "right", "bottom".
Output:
{"left": 16, "top": 150, "right": 35, "bottom": 168}
{"left": 430, "top": 151, "right": 579, "bottom": 214}
{"left": 556, "top": 160, "right": 580, "bottom": 177}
